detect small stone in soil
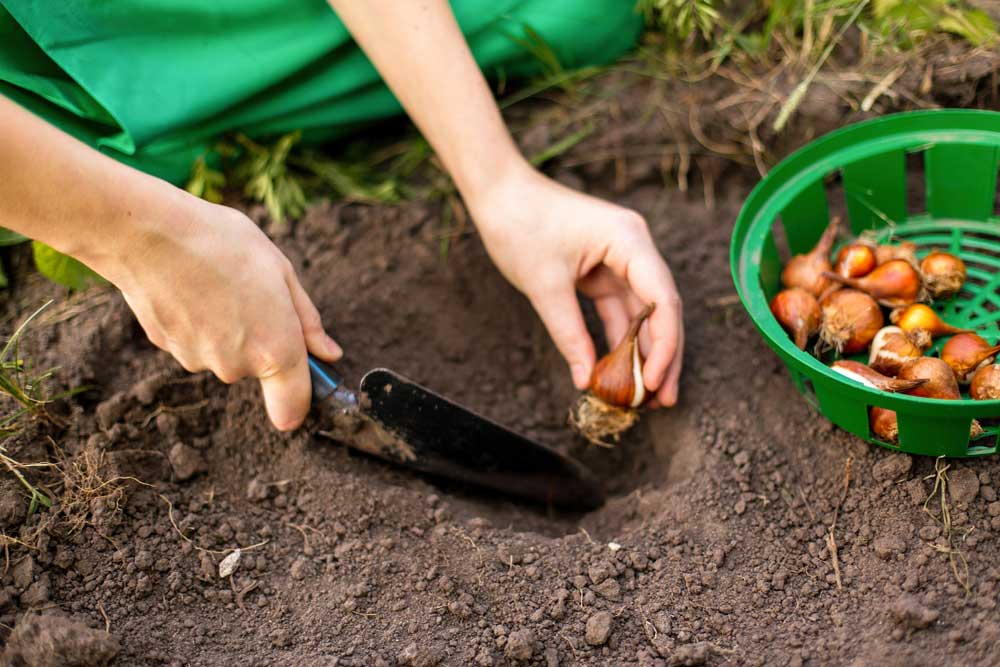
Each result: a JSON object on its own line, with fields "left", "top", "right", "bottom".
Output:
{"left": 21, "top": 575, "right": 51, "bottom": 606}
{"left": 218, "top": 549, "right": 241, "bottom": 578}
{"left": 1, "top": 612, "right": 120, "bottom": 667}
{"left": 873, "top": 535, "right": 907, "bottom": 559}
{"left": 588, "top": 561, "right": 615, "bottom": 585}
{"left": 504, "top": 629, "right": 535, "bottom": 661}
{"left": 585, "top": 611, "right": 613, "bottom": 646}
{"left": 96, "top": 392, "right": 129, "bottom": 430}
{"left": 168, "top": 443, "right": 206, "bottom": 481}
{"left": 12, "top": 556, "right": 35, "bottom": 590}
{"left": 873, "top": 453, "right": 912, "bottom": 483}
{"left": 132, "top": 375, "right": 165, "bottom": 405}
{"left": 593, "top": 578, "right": 622, "bottom": 601}
{"left": 397, "top": 642, "right": 443, "bottom": 667}
{"left": 246, "top": 478, "right": 270, "bottom": 501}
{"left": 289, "top": 556, "right": 311, "bottom": 580}
{"left": 891, "top": 595, "right": 939, "bottom": 629}
{"left": 0, "top": 477, "right": 27, "bottom": 531}
{"left": 949, "top": 468, "right": 980, "bottom": 505}
{"left": 668, "top": 642, "right": 710, "bottom": 666}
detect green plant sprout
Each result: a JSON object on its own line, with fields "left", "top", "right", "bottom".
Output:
{"left": 0, "top": 301, "right": 85, "bottom": 518}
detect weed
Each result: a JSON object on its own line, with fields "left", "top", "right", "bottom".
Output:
{"left": 185, "top": 155, "right": 226, "bottom": 204}
{"left": 0, "top": 301, "right": 60, "bottom": 436}
{"left": 638, "top": 0, "right": 723, "bottom": 47}
{"left": 923, "top": 457, "right": 973, "bottom": 595}
{"left": 641, "top": 0, "right": 996, "bottom": 64}
{"left": 51, "top": 444, "right": 139, "bottom": 537}
{"left": 234, "top": 132, "right": 308, "bottom": 225}
{"left": 0, "top": 302, "right": 58, "bottom": 519}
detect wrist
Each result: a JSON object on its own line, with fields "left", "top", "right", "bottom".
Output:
{"left": 458, "top": 151, "right": 538, "bottom": 230}
{"left": 73, "top": 176, "right": 201, "bottom": 284}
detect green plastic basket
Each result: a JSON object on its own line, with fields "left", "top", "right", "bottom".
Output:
{"left": 731, "top": 110, "right": 1000, "bottom": 458}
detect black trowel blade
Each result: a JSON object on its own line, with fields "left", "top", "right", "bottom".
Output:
{"left": 360, "top": 368, "right": 605, "bottom": 510}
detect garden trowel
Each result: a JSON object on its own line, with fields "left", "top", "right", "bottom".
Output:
{"left": 308, "top": 356, "right": 605, "bottom": 510}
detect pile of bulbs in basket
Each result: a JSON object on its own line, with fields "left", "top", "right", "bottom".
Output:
{"left": 770, "top": 217, "right": 1000, "bottom": 443}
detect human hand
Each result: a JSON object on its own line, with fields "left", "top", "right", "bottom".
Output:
{"left": 94, "top": 192, "right": 342, "bottom": 430}
{"left": 468, "top": 164, "right": 684, "bottom": 407}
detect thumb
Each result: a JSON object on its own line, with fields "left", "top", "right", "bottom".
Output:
{"left": 258, "top": 347, "right": 311, "bottom": 431}
{"left": 529, "top": 284, "right": 595, "bottom": 389}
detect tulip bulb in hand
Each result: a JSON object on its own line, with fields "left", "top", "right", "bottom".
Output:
{"left": 569, "top": 304, "right": 655, "bottom": 446}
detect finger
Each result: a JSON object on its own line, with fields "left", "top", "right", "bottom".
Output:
{"left": 657, "top": 321, "right": 684, "bottom": 407}
{"left": 257, "top": 340, "right": 312, "bottom": 431}
{"left": 529, "top": 283, "right": 595, "bottom": 390}
{"left": 623, "top": 253, "right": 682, "bottom": 393}
{"left": 593, "top": 293, "right": 631, "bottom": 352}
{"left": 285, "top": 272, "right": 342, "bottom": 362}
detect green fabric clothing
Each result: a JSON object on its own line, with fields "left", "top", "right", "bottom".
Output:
{"left": 1, "top": 1, "right": 642, "bottom": 185}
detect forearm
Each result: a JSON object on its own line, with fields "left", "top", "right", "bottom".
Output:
{"left": 326, "top": 0, "right": 528, "bottom": 203}
{"left": 0, "top": 96, "right": 186, "bottom": 274}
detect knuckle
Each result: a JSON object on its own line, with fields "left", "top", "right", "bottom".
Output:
{"left": 252, "top": 340, "right": 299, "bottom": 379}
{"left": 617, "top": 209, "right": 648, "bottom": 234}
{"left": 172, "top": 353, "right": 200, "bottom": 374}
{"left": 213, "top": 364, "right": 242, "bottom": 385}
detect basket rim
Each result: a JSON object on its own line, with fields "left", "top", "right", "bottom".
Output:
{"left": 730, "top": 109, "right": 1000, "bottom": 416}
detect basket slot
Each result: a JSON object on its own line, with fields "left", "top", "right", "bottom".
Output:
{"left": 780, "top": 179, "right": 830, "bottom": 254}
{"left": 995, "top": 162, "right": 1000, "bottom": 217}
{"left": 925, "top": 144, "right": 1000, "bottom": 221}
{"left": 895, "top": 413, "right": 976, "bottom": 457}
{"left": 759, "top": 230, "right": 783, "bottom": 301}
{"left": 842, "top": 150, "right": 906, "bottom": 234}
{"left": 905, "top": 150, "right": 927, "bottom": 217}
{"left": 812, "top": 380, "right": 870, "bottom": 439}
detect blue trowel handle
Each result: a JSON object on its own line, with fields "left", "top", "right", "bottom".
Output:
{"left": 308, "top": 355, "right": 359, "bottom": 410}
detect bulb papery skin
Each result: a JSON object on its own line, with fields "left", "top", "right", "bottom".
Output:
{"left": 630, "top": 342, "right": 645, "bottom": 408}
{"left": 875, "top": 242, "right": 918, "bottom": 268}
{"left": 898, "top": 357, "right": 961, "bottom": 400}
{"left": 870, "top": 406, "right": 899, "bottom": 443}
{"left": 831, "top": 360, "right": 927, "bottom": 393}
{"left": 822, "top": 259, "right": 922, "bottom": 308}
{"left": 819, "top": 289, "right": 883, "bottom": 355}
{"left": 588, "top": 303, "right": 655, "bottom": 409}
{"left": 891, "top": 304, "right": 970, "bottom": 339}
{"left": 867, "top": 326, "right": 926, "bottom": 377}
{"left": 780, "top": 218, "right": 839, "bottom": 297}
{"left": 921, "top": 251, "right": 967, "bottom": 299}
{"left": 971, "top": 364, "right": 1000, "bottom": 400}
{"left": 834, "top": 244, "right": 877, "bottom": 279}
{"left": 941, "top": 333, "right": 1000, "bottom": 384}
{"left": 770, "top": 288, "right": 821, "bottom": 350}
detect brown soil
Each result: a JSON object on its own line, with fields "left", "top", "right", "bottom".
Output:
{"left": 4, "top": 50, "right": 1000, "bottom": 667}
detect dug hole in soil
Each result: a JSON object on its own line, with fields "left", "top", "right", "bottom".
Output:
{"left": 5, "top": 68, "right": 1000, "bottom": 667}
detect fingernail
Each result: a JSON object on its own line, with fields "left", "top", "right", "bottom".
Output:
{"left": 571, "top": 363, "right": 588, "bottom": 389}
{"left": 326, "top": 335, "right": 343, "bottom": 359}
